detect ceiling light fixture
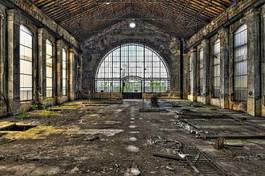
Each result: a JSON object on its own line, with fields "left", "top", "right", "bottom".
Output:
{"left": 129, "top": 22, "right": 136, "bottom": 29}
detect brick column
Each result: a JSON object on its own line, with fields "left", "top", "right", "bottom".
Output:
{"left": 189, "top": 48, "right": 197, "bottom": 102}
{"left": 7, "top": 9, "right": 20, "bottom": 114}
{"left": 247, "top": 9, "right": 261, "bottom": 116}
{"left": 219, "top": 28, "right": 229, "bottom": 109}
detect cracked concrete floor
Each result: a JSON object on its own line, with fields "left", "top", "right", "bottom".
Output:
{"left": 0, "top": 100, "right": 265, "bottom": 176}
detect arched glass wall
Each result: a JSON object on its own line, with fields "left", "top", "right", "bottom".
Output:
{"left": 95, "top": 43, "right": 170, "bottom": 93}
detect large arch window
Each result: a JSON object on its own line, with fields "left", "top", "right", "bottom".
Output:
{"left": 46, "top": 40, "right": 53, "bottom": 97}
{"left": 213, "top": 39, "right": 221, "bottom": 98}
{"left": 20, "top": 25, "right": 33, "bottom": 101}
{"left": 234, "top": 24, "right": 248, "bottom": 101}
{"left": 62, "top": 49, "right": 67, "bottom": 96}
{"left": 96, "top": 43, "right": 170, "bottom": 93}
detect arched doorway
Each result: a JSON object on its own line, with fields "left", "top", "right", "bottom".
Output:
{"left": 95, "top": 43, "right": 170, "bottom": 99}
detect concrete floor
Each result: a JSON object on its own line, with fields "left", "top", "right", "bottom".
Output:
{"left": 0, "top": 100, "right": 265, "bottom": 176}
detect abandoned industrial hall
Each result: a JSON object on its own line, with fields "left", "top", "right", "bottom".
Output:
{"left": 1, "top": 0, "right": 265, "bottom": 175}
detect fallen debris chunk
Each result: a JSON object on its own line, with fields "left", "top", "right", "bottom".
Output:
{"left": 153, "top": 153, "right": 184, "bottom": 161}
{"left": 84, "top": 135, "right": 100, "bottom": 142}
{"left": 214, "top": 137, "right": 225, "bottom": 150}
{"left": 200, "top": 135, "right": 265, "bottom": 140}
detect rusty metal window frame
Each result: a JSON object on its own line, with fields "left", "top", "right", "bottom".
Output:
{"left": 233, "top": 24, "right": 248, "bottom": 102}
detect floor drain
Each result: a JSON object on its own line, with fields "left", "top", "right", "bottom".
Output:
{"left": 0, "top": 124, "right": 36, "bottom": 131}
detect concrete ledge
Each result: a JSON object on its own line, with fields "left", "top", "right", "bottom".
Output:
{"left": 20, "top": 101, "right": 33, "bottom": 113}
{"left": 57, "top": 96, "right": 69, "bottom": 105}
{"left": 229, "top": 101, "right": 247, "bottom": 112}
{"left": 210, "top": 98, "right": 221, "bottom": 107}
{"left": 197, "top": 96, "right": 207, "bottom": 104}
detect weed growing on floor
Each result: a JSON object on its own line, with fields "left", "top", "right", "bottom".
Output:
{"left": 30, "top": 104, "right": 39, "bottom": 111}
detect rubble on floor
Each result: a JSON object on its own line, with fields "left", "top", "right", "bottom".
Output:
{"left": 0, "top": 100, "right": 264, "bottom": 175}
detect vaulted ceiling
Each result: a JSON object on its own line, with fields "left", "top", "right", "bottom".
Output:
{"left": 31, "top": 0, "right": 233, "bottom": 41}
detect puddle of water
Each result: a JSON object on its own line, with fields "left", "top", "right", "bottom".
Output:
{"left": 129, "top": 125, "right": 137, "bottom": 129}
{"left": 129, "top": 137, "right": 137, "bottom": 142}
{"left": 88, "top": 114, "right": 99, "bottom": 117}
{"left": 125, "top": 167, "right": 141, "bottom": 176}
{"left": 129, "top": 131, "right": 140, "bottom": 134}
{"left": 0, "top": 124, "right": 36, "bottom": 131}
{"left": 104, "top": 121, "right": 121, "bottom": 125}
{"left": 126, "top": 145, "right": 139, "bottom": 153}
{"left": 115, "top": 109, "right": 123, "bottom": 113}
{"left": 67, "top": 129, "right": 124, "bottom": 137}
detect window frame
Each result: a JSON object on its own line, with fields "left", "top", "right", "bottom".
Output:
{"left": 62, "top": 48, "right": 67, "bottom": 96}
{"left": 45, "top": 39, "right": 53, "bottom": 98}
{"left": 95, "top": 43, "right": 170, "bottom": 93}
{"left": 19, "top": 25, "right": 33, "bottom": 101}
{"left": 199, "top": 48, "right": 204, "bottom": 95}
{"left": 212, "top": 39, "right": 221, "bottom": 98}
{"left": 233, "top": 24, "right": 248, "bottom": 102}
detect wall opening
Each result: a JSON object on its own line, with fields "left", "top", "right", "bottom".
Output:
{"left": 95, "top": 43, "right": 170, "bottom": 97}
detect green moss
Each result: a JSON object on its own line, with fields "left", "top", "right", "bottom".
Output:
{"left": 16, "top": 112, "right": 30, "bottom": 119}
{"left": 40, "top": 110, "right": 60, "bottom": 117}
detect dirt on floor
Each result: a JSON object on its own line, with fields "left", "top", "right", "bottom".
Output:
{"left": 0, "top": 99, "right": 265, "bottom": 176}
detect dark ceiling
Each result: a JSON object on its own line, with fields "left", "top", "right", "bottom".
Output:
{"left": 31, "top": 0, "right": 233, "bottom": 41}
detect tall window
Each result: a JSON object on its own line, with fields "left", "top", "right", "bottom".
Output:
{"left": 213, "top": 39, "right": 221, "bottom": 97}
{"left": 20, "top": 25, "right": 33, "bottom": 101}
{"left": 96, "top": 43, "right": 169, "bottom": 93}
{"left": 46, "top": 40, "right": 53, "bottom": 97}
{"left": 199, "top": 48, "right": 204, "bottom": 95}
{"left": 62, "top": 49, "right": 67, "bottom": 96}
{"left": 234, "top": 24, "right": 248, "bottom": 101}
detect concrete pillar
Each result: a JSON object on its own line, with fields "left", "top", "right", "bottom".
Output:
{"left": 219, "top": 28, "right": 229, "bottom": 109}
{"left": 189, "top": 48, "right": 197, "bottom": 102}
{"left": 0, "top": 11, "right": 7, "bottom": 115}
{"left": 37, "top": 28, "right": 44, "bottom": 103}
{"left": 7, "top": 9, "right": 20, "bottom": 114}
{"left": 258, "top": 5, "right": 265, "bottom": 117}
{"left": 55, "top": 40, "right": 62, "bottom": 102}
{"left": 201, "top": 39, "right": 210, "bottom": 104}
{"left": 247, "top": 9, "right": 262, "bottom": 116}
{"left": 69, "top": 48, "right": 75, "bottom": 100}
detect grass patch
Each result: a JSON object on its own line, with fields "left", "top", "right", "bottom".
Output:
{"left": 3, "top": 125, "right": 63, "bottom": 140}
{"left": 16, "top": 112, "right": 30, "bottom": 119}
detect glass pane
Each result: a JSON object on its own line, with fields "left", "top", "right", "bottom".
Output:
{"left": 96, "top": 44, "right": 170, "bottom": 93}
{"left": 20, "top": 25, "right": 33, "bottom": 101}
{"left": 234, "top": 25, "right": 248, "bottom": 101}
